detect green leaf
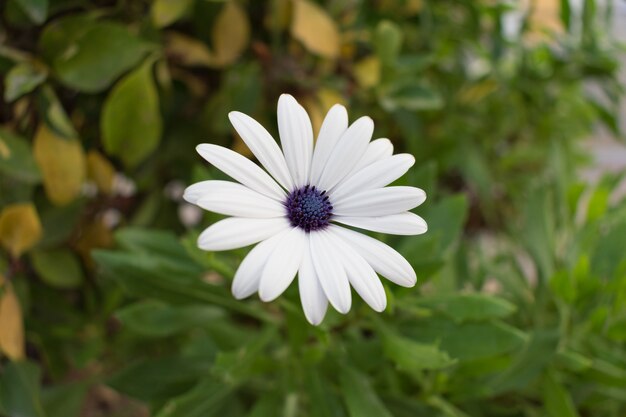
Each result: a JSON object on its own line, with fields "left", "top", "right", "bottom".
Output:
{"left": 36, "top": 86, "right": 78, "bottom": 139}
{"left": 12, "top": 0, "right": 47, "bottom": 24}
{"left": 155, "top": 378, "right": 232, "bottom": 417}
{"left": 0, "top": 128, "right": 41, "bottom": 184}
{"left": 488, "top": 330, "right": 559, "bottom": 394}
{"left": 31, "top": 249, "right": 84, "bottom": 289}
{"left": 39, "top": 18, "right": 152, "bottom": 92}
{"left": 381, "top": 329, "right": 456, "bottom": 372}
{"left": 374, "top": 20, "right": 403, "bottom": 66}
{"left": 306, "top": 368, "right": 346, "bottom": 417}
{"left": 102, "top": 59, "right": 162, "bottom": 167}
{"left": 108, "top": 356, "right": 212, "bottom": 402}
{"left": 417, "top": 293, "right": 516, "bottom": 322}
{"left": 405, "top": 318, "right": 527, "bottom": 361}
{"left": 379, "top": 81, "right": 443, "bottom": 112}
{"left": 542, "top": 372, "right": 580, "bottom": 417}
{"left": 0, "top": 361, "right": 46, "bottom": 417}
{"left": 116, "top": 300, "right": 223, "bottom": 337}
{"left": 4, "top": 62, "right": 47, "bottom": 102}
{"left": 339, "top": 366, "right": 392, "bottom": 417}
{"left": 41, "top": 383, "right": 88, "bottom": 417}
{"left": 151, "top": 0, "right": 194, "bottom": 27}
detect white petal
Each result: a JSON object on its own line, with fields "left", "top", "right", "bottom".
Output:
{"left": 330, "top": 154, "right": 415, "bottom": 200}
{"left": 259, "top": 227, "right": 305, "bottom": 302}
{"left": 309, "top": 104, "right": 348, "bottom": 185}
{"left": 298, "top": 241, "right": 328, "bottom": 325}
{"left": 195, "top": 144, "right": 285, "bottom": 201}
{"left": 333, "top": 186, "right": 426, "bottom": 217}
{"left": 333, "top": 212, "right": 428, "bottom": 235}
{"left": 329, "top": 233, "right": 386, "bottom": 312}
{"left": 277, "top": 94, "right": 314, "bottom": 188}
{"left": 198, "top": 217, "right": 290, "bottom": 251}
{"left": 309, "top": 230, "right": 351, "bottom": 314}
{"left": 185, "top": 180, "right": 285, "bottom": 218}
{"left": 349, "top": 138, "right": 393, "bottom": 175}
{"left": 231, "top": 231, "right": 287, "bottom": 299}
{"left": 330, "top": 225, "right": 416, "bottom": 287}
{"left": 228, "top": 111, "right": 294, "bottom": 191}
{"left": 316, "top": 117, "right": 374, "bottom": 191}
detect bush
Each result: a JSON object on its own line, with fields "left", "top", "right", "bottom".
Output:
{"left": 0, "top": 0, "right": 625, "bottom": 416}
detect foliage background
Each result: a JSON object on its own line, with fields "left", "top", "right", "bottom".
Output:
{"left": 1, "top": 0, "right": 625, "bottom": 416}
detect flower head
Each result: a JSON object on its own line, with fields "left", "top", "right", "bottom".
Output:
{"left": 184, "top": 94, "right": 427, "bottom": 325}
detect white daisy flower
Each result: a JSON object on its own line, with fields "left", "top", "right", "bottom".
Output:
{"left": 184, "top": 94, "right": 427, "bottom": 325}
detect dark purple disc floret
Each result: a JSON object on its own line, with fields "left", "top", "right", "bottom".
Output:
{"left": 285, "top": 185, "right": 333, "bottom": 232}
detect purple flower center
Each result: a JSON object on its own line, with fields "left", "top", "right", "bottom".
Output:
{"left": 285, "top": 185, "right": 333, "bottom": 232}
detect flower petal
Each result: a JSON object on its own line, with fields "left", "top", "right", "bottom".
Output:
{"left": 330, "top": 154, "right": 415, "bottom": 200}
{"left": 228, "top": 111, "right": 294, "bottom": 191}
{"left": 277, "top": 94, "right": 314, "bottom": 188}
{"left": 330, "top": 232, "right": 386, "bottom": 312}
{"left": 231, "top": 231, "right": 287, "bottom": 299}
{"left": 349, "top": 138, "right": 393, "bottom": 175}
{"left": 309, "top": 230, "right": 351, "bottom": 314}
{"left": 185, "top": 180, "right": 286, "bottom": 218}
{"left": 333, "top": 186, "right": 426, "bottom": 217}
{"left": 259, "top": 227, "right": 306, "bottom": 302}
{"left": 198, "top": 217, "right": 290, "bottom": 251}
{"left": 298, "top": 245, "right": 328, "bottom": 325}
{"left": 316, "top": 117, "right": 374, "bottom": 191}
{"left": 195, "top": 144, "right": 286, "bottom": 201}
{"left": 333, "top": 212, "right": 427, "bottom": 235}
{"left": 309, "top": 104, "right": 348, "bottom": 185}
{"left": 330, "top": 225, "right": 416, "bottom": 287}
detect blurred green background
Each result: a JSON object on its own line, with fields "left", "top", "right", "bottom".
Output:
{"left": 1, "top": 0, "right": 626, "bottom": 416}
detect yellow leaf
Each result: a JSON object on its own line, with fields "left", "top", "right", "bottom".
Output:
{"left": 0, "top": 137, "right": 10, "bottom": 159}
{"left": 87, "top": 150, "right": 116, "bottom": 195}
{"left": 302, "top": 89, "right": 346, "bottom": 137}
{"left": 151, "top": 0, "right": 194, "bottom": 28}
{"left": 0, "top": 279, "right": 25, "bottom": 360}
{"left": 33, "top": 124, "right": 86, "bottom": 206}
{"left": 0, "top": 203, "right": 43, "bottom": 258}
{"left": 211, "top": 1, "right": 251, "bottom": 67}
{"left": 291, "top": 0, "right": 340, "bottom": 58}
{"left": 165, "top": 32, "right": 214, "bottom": 67}
{"left": 354, "top": 56, "right": 381, "bottom": 88}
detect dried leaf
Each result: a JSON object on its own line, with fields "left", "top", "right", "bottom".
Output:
{"left": 165, "top": 32, "right": 214, "bottom": 67}
{"left": 151, "top": 0, "right": 194, "bottom": 28}
{"left": 0, "top": 203, "right": 43, "bottom": 258}
{"left": 33, "top": 124, "right": 86, "bottom": 205}
{"left": 0, "top": 279, "right": 25, "bottom": 360}
{"left": 211, "top": 1, "right": 251, "bottom": 67}
{"left": 87, "top": 150, "right": 116, "bottom": 195}
{"left": 291, "top": 0, "right": 340, "bottom": 58}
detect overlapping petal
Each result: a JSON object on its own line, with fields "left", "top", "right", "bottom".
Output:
{"left": 228, "top": 111, "right": 294, "bottom": 191}
{"left": 330, "top": 225, "right": 416, "bottom": 287}
{"left": 277, "top": 94, "right": 314, "bottom": 188}
{"left": 309, "top": 230, "right": 351, "bottom": 314}
{"left": 309, "top": 104, "right": 348, "bottom": 185}
{"left": 298, "top": 246, "right": 328, "bottom": 325}
{"left": 333, "top": 186, "right": 426, "bottom": 217}
{"left": 184, "top": 180, "right": 285, "bottom": 218}
{"left": 195, "top": 144, "right": 286, "bottom": 201}
{"left": 333, "top": 212, "right": 427, "bottom": 235}
{"left": 198, "top": 217, "right": 290, "bottom": 251}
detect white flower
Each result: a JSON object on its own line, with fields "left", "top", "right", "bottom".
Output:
{"left": 184, "top": 94, "right": 427, "bottom": 325}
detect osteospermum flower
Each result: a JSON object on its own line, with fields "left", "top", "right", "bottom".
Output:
{"left": 184, "top": 94, "right": 427, "bottom": 325}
